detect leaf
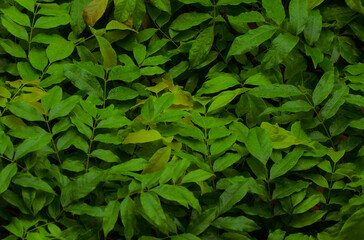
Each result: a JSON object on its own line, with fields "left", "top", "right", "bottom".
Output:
{"left": 181, "top": 169, "right": 214, "bottom": 184}
{"left": 196, "top": 74, "right": 240, "bottom": 96}
{"left": 261, "top": 100, "right": 312, "bottom": 115}
{"left": 289, "top": 0, "right": 308, "bottom": 34}
{"left": 15, "top": 132, "right": 52, "bottom": 159}
{"left": 107, "top": 86, "right": 139, "bottom": 101}
{"left": 272, "top": 178, "right": 310, "bottom": 199}
{"left": 208, "top": 88, "right": 248, "bottom": 112}
{"left": 154, "top": 93, "right": 175, "bottom": 114}
{"left": 141, "top": 55, "right": 170, "bottom": 66}
{"left": 0, "top": 39, "right": 26, "bottom": 58}
{"left": 14, "top": 0, "right": 35, "bottom": 12}
{"left": 17, "top": 62, "right": 39, "bottom": 81}
{"left": 213, "top": 153, "right": 242, "bottom": 172}
{"left": 189, "top": 26, "right": 214, "bottom": 68}
{"left": 268, "top": 229, "right": 286, "bottom": 240}
{"left": 293, "top": 194, "right": 321, "bottom": 214}
{"left": 41, "top": 86, "right": 62, "bottom": 113}
{"left": 171, "top": 234, "right": 202, "bottom": 240}
{"left": 83, "top": 0, "right": 108, "bottom": 26}
{"left": 262, "top": 0, "right": 285, "bottom": 25}
{"left": 210, "top": 134, "right": 237, "bottom": 156}
{"left": 187, "top": 207, "right": 217, "bottom": 235}
{"left": 246, "top": 127, "right": 272, "bottom": 165}
{"left": 338, "top": 208, "right": 364, "bottom": 239}
{"left": 312, "top": 71, "right": 334, "bottom": 106}
{"left": 46, "top": 38, "right": 74, "bottom": 63}
{"left": 114, "top": 0, "right": 136, "bottom": 22}
{"left": 327, "top": 148, "right": 345, "bottom": 163}
{"left": 142, "top": 146, "right": 171, "bottom": 174}
{"left": 103, "top": 200, "right": 119, "bottom": 237}
{"left": 345, "top": 0, "right": 364, "bottom": 15}
{"left": 304, "top": 9, "right": 322, "bottom": 46}
{"left": 106, "top": 20, "right": 137, "bottom": 32}
{"left": 34, "top": 16, "right": 70, "bottom": 28}
{"left": 66, "top": 203, "right": 104, "bottom": 217}
{"left": 217, "top": 0, "right": 257, "bottom": 6}
{"left": 289, "top": 211, "right": 326, "bottom": 228}
{"left": 308, "top": 0, "right": 325, "bottom": 10}
{"left": 123, "top": 129, "right": 162, "bottom": 144}
{"left": 109, "top": 158, "right": 149, "bottom": 173}
{"left": 140, "top": 192, "right": 168, "bottom": 233}
{"left": 7, "top": 101, "right": 44, "bottom": 122}
{"left": 170, "top": 13, "right": 212, "bottom": 31}
{"left": 212, "top": 216, "right": 260, "bottom": 232}
{"left": 49, "top": 95, "right": 81, "bottom": 121}
{"left": 261, "top": 33, "right": 299, "bottom": 69}
{"left": 120, "top": 197, "right": 135, "bottom": 240}
{"left": 346, "top": 94, "right": 364, "bottom": 107}
{"left": 270, "top": 148, "right": 304, "bottom": 179}
{"left": 152, "top": 184, "right": 201, "bottom": 212}
{"left": 1, "top": 16, "right": 28, "bottom": 41}
{"left": 29, "top": 48, "right": 48, "bottom": 71}
{"left": 60, "top": 169, "right": 104, "bottom": 206}
{"left": 320, "top": 85, "right": 349, "bottom": 120}
{"left": 249, "top": 84, "right": 301, "bottom": 98}
{"left": 305, "top": 45, "right": 324, "bottom": 68}
{"left": 96, "top": 36, "right": 117, "bottom": 68}
{"left": 12, "top": 172, "right": 55, "bottom": 194}
{"left": 91, "top": 149, "right": 120, "bottom": 163}
{"left": 64, "top": 64, "right": 103, "bottom": 98}
{"left": 70, "top": 0, "right": 92, "bottom": 36}
{"left": 218, "top": 180, "right": 250, "bottom": 215}
{"left": 150, "top": 0, "right": 171, "bottom": 14}
{"left": 141, "top": 98, "right": 155, "bottom": 122}
{"left": 0, "top": 164, "right": 17, "bottom": 194}
{"left": 177, "top": 0, "right": 212, "bottom": 7}
{"left": 228, "top": 25, "right": 277, "bottom": 57}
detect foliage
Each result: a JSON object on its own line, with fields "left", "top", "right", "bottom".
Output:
{"left": 0, "top": 0, "right": 363, "bottom": 239}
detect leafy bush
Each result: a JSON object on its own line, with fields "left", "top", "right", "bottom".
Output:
{"left": 0, "top": 0, "right": 363, "bottom": 239}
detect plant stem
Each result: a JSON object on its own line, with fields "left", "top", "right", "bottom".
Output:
{"left": 45, "top": 117, "right": 62, "bottom": 165}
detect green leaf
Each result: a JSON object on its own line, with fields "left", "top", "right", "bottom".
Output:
{"left": 96, "top": 36, "right": 117, "bottom": 68}
{"left": 267, "top": 229, "right": 286, "bottom": 240}
{"left": 249, "top": 84, "right": 301, "bottom": 98}
{"left": 107, "top": 86, "right": 139, "bottom": 101}
{"left": 304, "top": 45, "right": 324, "bottom": 68}
{"left": 289, "top": 0, "right": 308, "bottom": 34}
{"left": 15, "top": 132, "right": 52, "bottom": 159}
{"left": 103, "top": 200, "right": 119, "bottom": 237}
{"left": 109, "top": 158, "right": 149, "bottom": 173}
{"left": 327, "top": 148, "right": 345, "bottom": 163}
{"left": 261, "top": 100, "right": 312, "bottom": 115}
{"left": 171, "top": 234, "right": 202, "bottom": 240}
{"left": 217, "top": 0, "right": 257, "bottom": 6}
{"left": 346, "top": 94, "right": 364, "bottom": 107}
{"left": 12, "top": 172, "right": 55, "bottom": 194}
{"left": 0, "top": 39, "right": 27, "bottom": 58}
{"left": 0, "top": 164, "right": 17, "bottom": 194}
{"left": 29, "top": 48, "right": 48, "bottom": 71}
{"left": 123, "top": 129, "right": 162, "bottom": 144}
{"left": 0, "top": 7, "right": 30, "bottom": 26}
{"left": 270, "top": 148, "right": 304, "bottom": 179}
{"left": 288, "top": 210, "right": 326, "bottom": 228}
{"left": 141, "top": 98, "right": 155, "bottom": 122}
{"left": 228, "top": 25, "right": 277, "bottom": 57}
{"left": 312, "top": 71, "right": 334, "bottom": 106}
{"left": 189, "top": 26, "right": 214, "bottom": 68}
{"left": 14, "top": 0, "right": 35, "bottom": 12}
{"left": 66, "top": 203, "right": 104, "bottom": 217}
{"left": 212, "top": 216, "right": 260, "bottom": 232}
{"left": 208, "top": 88, "right": 248, "bottom": 112}
{"left": 46, "top": 38, "right": 74, "bottom": 63}
{"left": 64, "top": 64, "right": 103, "bottom": 98}
{"left": 41, "top": 86, "right": 62, "bottom": 113}
{"left": 91, "top": 149, "right": 120, "bottom": 163}
{"left": 320, "top": 85, "right": 349, "bottom": 120}
{"left": 83, "top": 0, "right": 108, "bottom": 26}
{"left": 272, "top": 178, "right": 310, "bottom": 199}
{"left": 34, "top": 16, "right": 70, "bottom": 28}
{"left": 70, "top": 0, "right": 92, "bottom": 36}
{"left": 210, "top": 134, "right": 237, "bottom": 156}
{"left": 187, "top": 207, "right": 217, "bottom": 235}
{"left": 262, "top": 33, "right": 299, "bottom": 69}
{"left": 152, "top": 184, "right": 201, "bottom": 212}
{"left": 120, "top": 197, "right": 135, "bottom": 240}
{"left": 1, "top": 16, "right": 28, "bottom": 41}
{"left": 181, "top": 169, "right": 214, "bottom": 184}
{"left": 308, "top": 0, "right": 325, "bottom": 10}
{"left": 196, "top": 74, "right": 240, "bottom": 96}
{"left": 150, "top": 0, "right": 171, "bottom": 14}
{"left": 108, "top": 64, "right": 139, "bottom": 83}
{"left": 218, "top": 180, "right": 250, "bottom": 215}
{"left": 17, "top": 62, "right": 39, "bottom": 81}
{"left": 345, "top": 0, "right": 364, "bottom": 15}
{"left": 153, "top": 110, "right": 190, "bottom": 123}
{"left": 170, "top": 13, "right": 212, "bottom": 31}
{"left": 228, "top": 11, "right": 265, "bottom": 24}
{"left": 338, "top": 208, "right": 364, "bottom": 239}
{"left": 49, "top": 95, "right": 81, "bottom": 121}
{"left": 140, "top": 192, "right": 168, "bottom": 233}
{"left": 293, "top": 194, "right": 321, "bottom": 214}
{"left": 177, "top": 0, "right": 212, "bottom": 7}
{"left": 60, "top": 169, "right": 104, "bottom": 206}
{"left": 304, "top": 9, "right": 322, "bottom": 46}
{"left": 7, "top": 101, "right": 44, "bottom": 122}
{"left": 262, "top": 0, "right": 285, "bottom": 25}
{"left": 154, "top": 93, "right": 175, "bottom": 114}
{"left": 4, "top": 217, "right": 24, "bottom": 237}
{"left": 114, "top": 0, "right": 136, "bottom": 22}
{"left": 142, "top": 146, "right": 171, "bottom": 174}
{"left": 213, "top": 153, "right": 241, "bottom": 172}
{"left": 246, "top": 127, "right": 272, "bottom": 165}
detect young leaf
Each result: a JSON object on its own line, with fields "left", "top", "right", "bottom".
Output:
{"left": 246, "top": 127, "right": 272, "bottom": 165}
{"left": 189, "top": 26, "right": 214, "bottom": 68}
{"left": 142, "top": 146, "right": 171, "bottom": 174}
{"left": 312, "top": 71, "right": 334, "bottom": 106}
{"left": 289, "top": 0, "right": 308, "bottom": 34}
{"left": 262, "top": 0, "right": 285, "bottom": 25}
{"left": 228, "top": 25, "right": 277, "bottom": 57}
{"left": 83, "top": 0, "right": 108, "bottom": 27}
{"left": 122, "top": 129, "right": 162, "bottom": 144}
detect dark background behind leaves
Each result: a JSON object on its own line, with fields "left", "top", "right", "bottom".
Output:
{"left": 0, "top": 0, "right": 363, "bottom": 239}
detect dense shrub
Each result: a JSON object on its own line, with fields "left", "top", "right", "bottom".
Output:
{"left": 0, "top": 0, "right": 363, "bottom": 239}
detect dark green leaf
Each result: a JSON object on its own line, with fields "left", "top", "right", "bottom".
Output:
{"left": 0, "top": 164, "right": 17, "bottom": 194}
{"left": 12, "top": 172, "right": 55, "bottom": 194}
{"left": 289, "top": 0, "right": 308, "bottom": 34}
{"left": 262, "top": 0, "right": 285, "bottom": 25}
{"left": 189, "top": 26, "right": 214, "bottom": 68}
